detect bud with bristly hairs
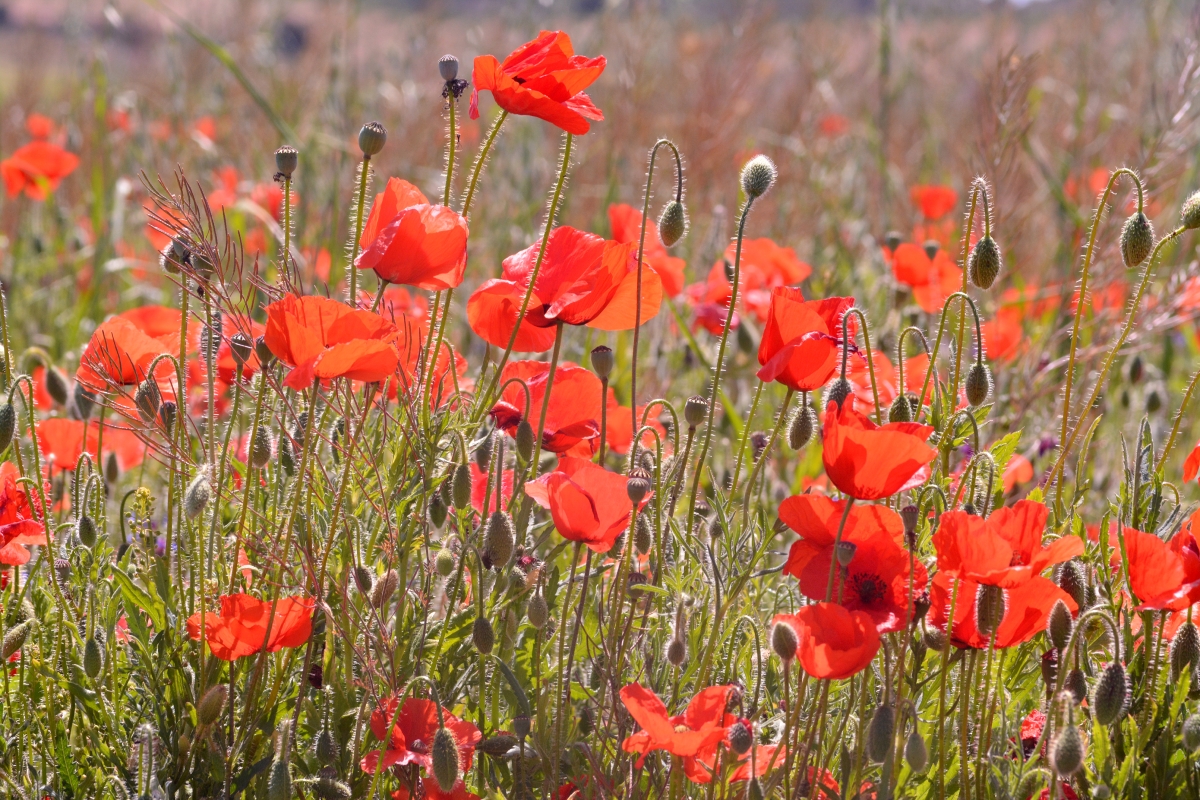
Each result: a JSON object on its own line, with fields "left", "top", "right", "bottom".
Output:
{"left": 1050, "top": 714, "right": 1084, "bottom": 776}
{"left": 278, "top": 431, "right": 295, "bottom": 476}
{"left": 43, "top": 365, "right": 68, "bottom": 407}
{"left": 516, "top": 419, "right": 535, "bottom": 463}
{"left": 727, "top": 720, "right": 753, "bottom": 755}
{"left": 967, "top": 235, "right": 1002, "bottom": 290}
{"left": 1056, "top": 560, "right": 1088, "bottom": 609}
{"left": 1047, "top": 599, "right": 1073, "bottom": 651}
{"left": 158, "top": 401, "right": 176, "bottom": 437}
{"left": 77, "top": 514, "right": 98, "bottom": 549}
{"left": 965, "top": 362, "right": 992, "bottom": 407}
{"left": 473, "top": 615, "right": 495, "bottom": 654}
{"left": 268, "top": 720, "right": 293, "bottom": 800}
{"left": 1064, "top": 668, "right": 1087, "bottom": 704}
{"left": 482, "top": 510, "right": 516, "bottom": 570}
{"left": 1170, "top": 620, "right": 1200, "bottom": 680}
{"left": 255, "top": 335, "right": 275, "bottom": 368}
{"left": 1184, "top": 714, "right": 1200, "bottom": 752}
{"left": 250, "top": 425, "right": 273, "bottom": 469}
{"left": 429, "top": 495, "right": 448, "bottom": 529}
{"left": 634, "top": 514, "right": 653, "bottom": 554}
{"left": 451, "top": 463, "right": 472, "bottom": 510}
{"left": 526, "top": 590, "right": 549, "bottom": 629}
{"left": 372, "top": 569, "right": 399, "bottom": 609}
{"left": 771, "top": 620, "right": 798, "bottom": 663}
{"left": 658, "top": 200, "right": 688, "bottom": 247}
{"left": 740, "top": 155, "right": 777, "bottom": 200}
{"left": 1121, "top": 211, "right": 1154, "bottom": 267}
{"left": 353, "top": 565, "right": 374, "bottom": 596}
{"left": 826, "top": 377, "right": 852, "bottom": 410}
{"left": 789, "top": 399, "right": 818, "bottom": 449}
{"left": 976, "top": 584, "right": 1006, "bottom": 636}
{"left": 1, "top": 621, "right": 28, "bottom": 661}
{"left": 197, "top": 683, "right": 228, "bottom": 726}
{"left": 431, "top": 723, "right": 461, "bottom": 792}
{"left": 905, "top": 728, "right": 928, "bottom": 772}
{"left": 74, "top": 383, "right": 96, "bottom": 421}
{"left": 923, "top": 626, "right": 946, "bottom": 652}
{"left": 0, "top": 402, "right": 14, "bottom": 453}
{"left": 1093, "top": 661, "right": 1129, "bottom": 726}
{"left": 1181, "top": 190, "right": 1200, "bottom": 230}
{"left": 866, "top": 704, "right": 895, "bottom": 763}
{"left": 134, "top": 377, "right": 161, "bottom": 424}
{"left": 889, "top": 392, "right": 912, "bottom": 423}
{"left": 435, "top": 547, "right": 456, "bottom": 577}
{"left": 185, "top": 469, "right": 212, "bottom": 520}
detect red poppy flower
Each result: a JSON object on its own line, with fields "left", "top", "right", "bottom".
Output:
{"left": 526, "top": 456, "right": 643, "bottom": 552}
{"left": 490, "top": 361, "right": 602, "bottom": 454}
{"left": 590, "top": 394, "right": 668, "bottom": 457}
{"left": 780, "top": 493, "right": 904, "bottom": 576}
{"left": 391, "top": 780, "right": 481, "bottom": 800}
{"left": 370, "top": 285, "right": 430, "bottom": 329}
{"left": 355, "top": 178, "right": 469, "bottom": 291}
{"left": 25, "top": 114, "right": 55, "bottom": 140}
{"left": 890, "top": 243, "right": 962, "bottom": 314}
{"left": 1002, "top": 454, "right": 1034, "bottom": 493}
{"left": 76, "top": 315, "right": 176, "bottom": 393}
{"left": 756, "top": 290, "right": 854, "bottom": 392}
{"left": 772, "top": 603, "right": 881, "bottom": 680}
{"left": 249, "top": 182, "right": 297, "bottom": 222}
{"left": 1122, "top": 526, "right": 1200, "bottom": 611}
{"left": 910, "top": 185, "right": 957, "bottom": 219}
{"left": 36, "top": 419, "right": 145, "bottom": 473}
{"left": 620, "top": 683, "right": 734, "bottom": 784}
{"left": 467, "top": 226, "right": 660, "bottom": 353}
{"left": 361, "top": 696, "right": 481, "bottom": 776}
{"left": 0, "top": 462, "right": 46, "bottom": 566}
{"left": 928, "top": 573, "right": 1076, "bottom": 649}
{"left": 469, "top": 30, "right": 606, "bottom": 135}
{"left": 932, "top": 501, "right": 1082, "bottom": 587}
{"left": 1185, "top": 442, "right": 1200, "bottom": 484}
{"left": 688, "top": 239, "right": 812, "bottom": 329}
{"left": 983, "top": 309, "right": 1023, "bottom": 363}
{"left": 264, "top": 294, "right": 399, "bottom": 390}
{"left": 1020, "top": 708, "right": 1046, "bottom": 758}
{"left": 821, "top": 397, "right": 935, "bottom": 500}
{"left": 1, "top": 141, "right": 79, "bottom": 199}
{"left": 186, "top": 594, "right": 314, "bottom": 661}
{"left": 728, "top": 744, "right": 788, "bottom": 782}
{"left": 468, "top": 463, "right": 515, "bottom": 514}
{"left": 608, "top": 203, "right": 687, "bottom": 297}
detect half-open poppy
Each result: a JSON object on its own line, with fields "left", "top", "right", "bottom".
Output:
{"left": 821, "top": 397, "right": 935, "bottom": 500}
{"left": 0, "top": 462, "right": 46, "bottom": 566}
{"left": 772, "top": 603, "right": 881, "bottom": 680}
{"left": 264, "top": 294, "right": 399, "bottom": 390}
{"left": 526, "top": 456, "right": 642, "bottom": 552}
{"left": 756, "top": 290, "right": 854, "bottom": 393}
{"left": 355, "top": 178, "right": 469, "bottom": 291}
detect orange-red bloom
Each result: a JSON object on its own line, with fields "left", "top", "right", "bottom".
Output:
{"left": 1, "top": 141, "right": 79, "bottom": 199}
{"left": 928, "top": 573, "right": 1076, "bottom": 649}
{"left": 526, "top": 457, "right": 642, "bottom": 553}
{"left": 780, "top": 494, "right": 904, "bottom": 576}
{"left": 756, "top": 290, "right": 854, "bottom": 392}
{"left": 620, "top": 683, "right": 735, "bottom": 784}
{"left": 36, "top": 418, "right": 145, "bottom": 473}
{"left": 1122, "top": 526, "right": 1200, "bottom": 611}
{"left": 608, "top": 203, "right": 687, "bottom": 297}
{"left": 469, "top": 30, "right": 606, "bottom": 135}
{"left": 910, "top": 185, "right": 957, "bottom": 219}
{"left": 467, "top": 226, "right": 659, "bottom": 353}
{"left": 0, "top": 462, "right": 46, "bottom": 565}
{"left": 890, "top": 242, "right": 962, "bottom": 314}
{"left": 729, "top": 745, "right": 788, "bottom": 783}
{"left": 361, "top": 696, "right": 481, "bottom": 775}
{"left": 356, "top": 178, "right": 469, "bottom": 291}
{"left": 821, "top": 397, "right": 935, "bottom": 500}
{"left": 490, "top": 361, "right": 602, "bottom": 454}
{"left": 186, "top": 594, "right": 314, "bottom": 661}
{"left": 772, "top": 603, "right": 881, "bottom": 680}
{"left": 264, "top": 295, "right": 399, "bottom": 390}
{"left": 686, "top": 239, "right": 812, "bottom": 332}
{"left": 77, "top": 314, "right": 175, "bottom": 392}
{"left": 932, "top": 501, "right": 1082, "bottom": 588}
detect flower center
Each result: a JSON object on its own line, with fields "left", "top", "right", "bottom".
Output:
{"left": 673, "top": 724, "right": 691, "bottom": 734}
{"left": 849, "top": 572, "right": 888, "bottom": 606}
{"left": 410, "top": 738, "right": 429, "bottom": 754}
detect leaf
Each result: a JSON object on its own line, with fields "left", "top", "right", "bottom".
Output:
{"left": 112, "top": 566, "right": 167, "bottom": 632}
{"left": 492, "top": 656, "right": 532, "bottom": 718}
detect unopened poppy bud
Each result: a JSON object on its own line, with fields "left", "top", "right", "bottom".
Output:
{"left": 279, "top": 432, "right": 295, "bottom": 476}
{"left": 526, "top": 591, "right": 549, "bottom": 629}
{"left": 314, "top": 727, "right": 339, "bottom": 767}
{"left": 905, "top": 728, "right": 928, "bottom": 772}
{"left": 473, "top": 434, "right": 493, "bottom": 471}
{"left": 967, "top": 235, "right": 1002, "bottom": 290}
{"left": 197, "top": 683, "right": 229, "bottom": 726}
{"left": 451, "top": 463, "right": 472, "bottom": 509}
{"left": 0, "top": 402, "right": 14, "bottom": 452}
{"left": 666, "top": 637, "right": 686, "bottom": 667}
{"left": 428, "top": 495, "right": 448, "bottom": 529}
{"left": 482, "top": 510, "right": 516, "bottom": 570}
{"left": 888, "top": 393, "right": 912, "bottom": 422}
{"left": 771, "top": 621, "right": 798, "bottom": 662}
{"left": 1040, "top": 648, "right": 1059, "bottom": 687}
{"left": 358, "top": 121, "right": 387, "bottom": 157}
{"left": 788, "top": 402, "right": 818, "bottom": 450}
{"left": 250, "top": 425, "right": 273, "bottom": 469}
{"left": 750, "top": 431, "right": 769, "bottom": 461}
{"left": 923, "top": 626, "right": 946, "bottom": 651}
{"left": 185, "top": 470, "right": 212, "bottom": 520}
{"left": 1056, "top": 561, "right": 1088, "bottom": 609}
{"left": 43, "top": 365, "right": 68, "bottom": 407}
{"left": 74, "top": 383, "right": 96, "bottom": 421}
{"left": 1093, "top": 661, "right": 1129, "bottom": 726}
{"left": 255, "top": 335, "right": 275, "bottom": 368}
{"left": 1182, "top": 190, "right": 1200, "bottom": 229}
{"left": 352, "top": 565, "right": 375, "bottom": 596}
{"left": 515, "top": 419, "right": 535, "bottom": 462}
{"left": 740, "top": 154, "right": 777, "bottom": 199}
{"left": 134, "top": 377, "right": 162, "bottom": 424}
{"left": 912, "top": 591, "right": 931, "bottom": 623}
{"left": 1064, "top": 668, "right": 1087, "bottom": 704}
{"left": 836, "top": 540, "right": 857, "bottom": 567}
{"left": 267, "top": 756, "right": 291, "bottom": 800}
{"left": 372, "top": 569, "right": 399, "bottom": 609}
{"left": 478, "top": 733, "right": 518, "bottom": 758}
{"left": 229, "top": 332, "right": 253, "bottom": 369}
{"left": 1050, "top": 722, "right": 1084, "bottom": 776}
{"left": 627, "top": 473, "right": 651, "bottom": 504}
{"left": 884, "top": 231, "right": 903, "bottom": 251}
{"left": 274, "top": 145, "right": 298, "bottom": 178}
{"left": 434, "top": 547, "right": 456, "bottom": 577}
{"left": 54, "top": 558, "right": 70, "bottom": 583}
{"left": 77, "top": 514, "right": 98, "bottom": 549}
{"left": 590, "top": 345, "right": 614, "bottom": 379}
{"left": 83, "top": 636, "right": 103, "bottom": 678}
{"left": 1120, "top": 211, "right": 1154, "bottom": 267}
{"left": 866, "top": 704, "right": 895, "bottom": 763}
{"left": 1, "top": 621, "right": 29, "bottom": 661}
{"left": 975, "top": 584, "right": 1006, "bottom": 636}
{"left": 1146, "top": 383, "right": 1164, "bottom": 413}
{"left": 428, "top": 727, "right": 460, "bottom": 792}
{"left": 826, "top": 377, "right": 852, "bottom": 410}
{"left": 900, "top": 505, "right": 919, "bottom": 535}
{"left": 658, "top": 200, "right": 688, "bottom": 247}
{"left": 1171, "top": 621, "right": 1200, "bottom": 679}
{"left": 965, "top": 363, "right": 992, "bottom": 407}
{"left": 473, "top": 615, "right": 494, "bottom": 654}
{"left": 635, "top": 514, "right": 653, "bottom": 553}
{"left": 438, "top": 54, "right": 459, "bottom": 82}
{"left": 684, "top": 395, "right": 708, "bottom": 428}
{"left": 923, "top": 240, "right": 940, "bottom": 260}
{"left": 1184, "top": 714, "right": 1200, "bottom": 752}
{"left": 1047, "top": 599, "right": 1073, "bottom": 651}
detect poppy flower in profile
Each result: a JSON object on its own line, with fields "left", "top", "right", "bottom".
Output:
{"left": 928, "top": 573, "right": 1076, "bottom": 649}
{"left": 1185, "top": 442, "right": 1200, "bottom": 484}
{"left": 619, "top": 683, "right": 735, "bottom": 784}
{"left": 526, "top": 457, "right": 643, "bottom": 552}
{"left": 264, "top": 294, "right": 399, "bottom": 390}
{"left": 0, "top": 462, "right": 46, "bottom": 566}
{"left": 186, "top": 594, "right": 314, "bottom": 661}
{"left": 772, "top": 603, "right": 881, "bottom": 680}
{"left": 489, "top": 361, "right": 602, "bottom": 454}
{"left": 467, "top": 226, "right": 660, "bottom": 353}
{"left": 36, "top": 418, "right": 145, "bottom": 473}
{"left": 1, "top": 141, "right": 79, "bottom": 200}
{"left": 469, "top": 30, "right": 606, "bottom": 135}
{"left": 932, "top": 501, "right": 1082, "bottom": 588}
{"left": 355, "top": 178, "right": 469, "bottom": 291}
{"left": 1121, "top": 526, "right": 1200, "bottom": 611}
{"left": 608, "top": 203, "right": 687, "bottom": 297}
{"left": 821, "top": 397, "right": 935, "bottom": 500}
{"left": 910, "top": 185, "right": 957, "bottom": 219}
{"left": 756, "top": 290, "right": 854, "bottom": 393}
{"left": 890, "top": 242, "right": 962, "bottom": 314}
{"left": 361, "top": 696, "right": 481, "bottom": 776}
{"left": 780, "top": 494, "right": 904, "bottom": 577}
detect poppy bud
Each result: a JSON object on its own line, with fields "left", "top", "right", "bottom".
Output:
{"left": 905, "top": 728, "right": 928, "bottom": 772}
{"left": 965, "top": 363, "right": 992, "bottom": 407}
{"left": 1064, "top": 668, "right": 1087, "bottom": 704}
{"left": 975, "top": 584, "right": 1006, "bottom": 636}
{"left": 1050, "top": 722, "right": 1084, "bottom": 776}
{"left": 740, "top": 155, "right": 777, "bottom": 200}
{"left": 884, "top": 231, "right": 903, "bottom": 251}
{"left": 736, "top": 321, "right": 756, "bottom": 355}
{"left": 105, "top": 451, "right": 119, "bottom": 485}
{"left": 515, "top": 419, "right": 535, "bottom": 463}
{"left": 526, "top": 591, "right": 549, "bottom": 629}
{"left": 250, "top": 425, "right": 273, "bottom": 469}
{"left": 279, "top": 432, "right": 295, "bottom": 476}
{"left": 267, "top": 756, "right": 291, "bottom": 800}
{"left": 197, "top": 683, "right": 229, "bottom": 726}
{"left": 478, "top": 733, "right": 518, "bottom": 758}
{"left": 435, "top": 547, "right": 456, "bottom": 577}
{"left": 826, "top": 377, "right": 852, "bottom": 410}
{"left": 771, "top": 621, "right": 798, "bottom": 662}
{"left": 888, "top": 393, "right": 912, "bottom": 423}
{"left": 451, "top": 463, "right": 472, "bottom": 510}
{"left": 750, "top": 431, "right": 769, "bottom": 461}
{"left": 666, "top": 637, "right": 686, "bottom": 667}
{"left": 83, "top": 636, "right": 103, "bottom": 678}
{"left": 358, "top": 121, "right": 387, "bottom": 157}
{"left": 866, "top": 704, "right": 895, "bottom": 763}
{"left": 482, "top": 510, "right": 516, "bottom": 570}
{"left": 473, "top": 615, "right": 495, "bottom": 654}
{"left": 1120, "top": 211, "right": 1154, "bottom": 267}
{"left": 590, "top": 345, "right": 614, "bottom": 379}
{"left": 473, "top": 434, "right": 493, "bottom": 472}
{"left": 275, "top": 145, "right": 298, "bottom": 178}
{"left": 74, "top": 383, "right": 96, "bottom": 422}
{"left": 1146, "top": 383, "right": 1164, "bottom": 413}
{"left": 229, "top": 332, "right": 253, "bottom": 369}
{"left": 1047, "top": 599, "right": 1073, "bottom": 651}
{"left": 912, "top": 591, "right": 931, "bottom": 624}
{"left": 635, "top": 514, "right": 653, "bottom": 554}
{"left": 788, "top": 401, "right": 818, "bottom": 450}
{"left": 134, "top": 377, "right": 162, "bottom": 424}
{"left": 627, "top": 472, "right": 651, "bottom": 504}
{"left": 1093, "top": 661, "right": 1129, "bottom": 726}
{"left": 77, "top": 514, "right": 98, "bottom": 549}
{"left": 185, "top": 470, "right": 212, "bottom": 520}
{"left": 431, "top": 725, "right": 461, "bottom": 792}
{"left": 162, "top": 235, "right": 189, "bottom": 273}
{"left": 1181, "top": 190, "right": 1200, "bottom": 230}
{"left": 0, "top": 402, "right": 15, "bottom": 453}
{"left": 1184, "top": 714, "right": 1200, "bottom": 752}
{"left": 658, "top": 200, "right": 688, "bottom": 247}
{"left": 429, "top": 495, "right": 448, "bottom": 529}
{"left": 43, "top": 365, "right": 68, "bottom": 407}
{"left": 1171, "top": 621, "right": 1200, "bottom": 680}
{"left": 372, "top": 568, "right": 399, "bottom": 609}
{"left": 967, "top": 235, "right": 1002, "bottom": 290}
{"left": 1, "top": 621, "right": 29, "bottom": 661}
{"left": 684, "top": 395, "right": 708, "bottom": 428}
{"left": 353, "top": 565, "right": 375, "bottom": 596}
{"left": 255, "top": 335, "right": 276, "bottom": 368}
{"left": 158, "top": 401, "right": 176, "bottom": 437}
{"left": 835, "top": 540, "right": 857, "bottom": 567}
{"left": 1055, "top": 560, "right": 1087, "bottom": 609}
{"left": 923, "top": 626, "right": 946, "bottom": 651}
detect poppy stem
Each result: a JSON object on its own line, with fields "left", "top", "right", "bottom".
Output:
{"left": 530, "top": 321, "right": 565, "bottom": 477}
{"left": 823, "top": 499, "right": 855, "bottom": 603}
{"left": 1154, "top": 367, "right": 1200, "bottom": 473}
{"left": 738, "top": 389, "right": 794, "bottom": 533}
{"left": 460, "top": 110, "right": 508, "bottom": 220}
{"left": 728, "top": 380, "right": 765, "bottom": 495}
{"left": 936, "top": 578, "right": 961, "bottom": 800}
{"left": 948, "top": 181, "right": 984, "bottom": 405}
{"left": 226, "top": 369, "right": 272, "bottom": 591}
{"left": 551, "top": 541, "right": 584, "bottom": 795}
{"left": 348, "top": 155, "right": 371, "bottom": 306}
{"left": 598, "top": 376, "right": 609, "bottom": 467}
{"left": 444, "top": 84, "right": 457, "bottom": 208}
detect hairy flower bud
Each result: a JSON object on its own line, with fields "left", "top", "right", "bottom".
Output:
{"left": 923, "top": 626, "right": 946, "bottom": 652}
{"left": 1, "top": 621, "right": 29, "bottom": 661}
{"left": 771, "top": 621, "right": 798, "bottom": 662}
{"left": 83, "top": 636, "right": 103, "bottom": 678}
{"left": 975, "top": 584, "right": 1007, "bottom": 636}
{"left": 1182, "top": 190, "right": 1200, "bottom": 230}
{"left": 965, "top": 363, "right": 992, "bottom": 407}
{"left": 255, "top": 335, "right": 275, "bottom": 368}
{"left": 43, "top": 365, "right": 68, "bottom": 407}
{"left": 358, "top": 121, "right": 387, "bottom": 157}
{"left": 1171, "top": 621, "right": 1200, "bottom": 680}
{"left": 74, "top": 383, "right": 96, "bottom": 421}
{"left": 250, "top": 425, "right": 273, "bottom": 469}
{"left": 666, "top": 637, "right": 687, "bottom": 668}
{"left": 278, "top": 431, "right": 295, "bottom": 476}
{"left": 515, "top": 419, "right": 535, "bottom": 463}
{"left": 788, "top": 401, "right": 818, "bottom": 450}
{"left": 315, "top": 727, "right": 339, "bottom": 766}
{"left": 740, "top": 155, "right": 777, "bottom": 199}
{"left": 274, "top": 146, "right": 298, "bottom": 178}
{"left": 430, "top": 726, "right": 461, "bottom": 792}
{"left": 1184, "top": 714, "right": 1200, "bottom": 752}
{"left": 1050, "top": 722, "right": 1084, "bottom": 776}
{"left": 0, "top": 402, "right": 14, "bottom": 453}
{"left": 1120, "top": 211, "right": 1154, "bottom": 267}
{"left": 1047, "top": 599, "right": 1073, "bottom": 651}
{"left": 967, "top": 235, "right": 1002, "bottom": 290}
{"left": 727, "top": 720, "right": 753, "bottom": 755}
{"left": 684, "top": 395, "right": 708, "bottom": 428}
{"left": 635, "top": 514, "right": 653, "bottom": 554}
{"left": 1093, "top": 661, "right": 1129, "bottom": 726}
{"left": 826, "top": 377, "right": 852, "bottom": 410}
{"left": 134, "top": 377, "right": 162, "bottom": 424}
{"left": 185, "top": 470, "right": 212, "bottom": 520}
{"left": 197, "top": 683, "right": 229, "bottom": 726}
{"left": 77, "top": 514, "right": 98, "bottom": 549}
{"left": 1064, "top": 668, "right": 1087, "bottom": 704}
{"left": 372, "top": 569, "right": 399, "bottom": 609}
{"left": 482, "top": 510, "right": 516, "bottom": 570}
{"left": 429, "top": 495, "right": 448, "bottom": 529}
{"left": 590, "top": 345, "right": 614, "bottom": 380}
{"left": 1056, "top": 560, "right": 1088, "bottom": 609}
{"left": 905, "top": 728, "right": 928, "bottom": 772}
{"left": 473, "top": 615, "right": 495, "bottom": 654}
{"left": 888, "top": 393, "right": 913, "bottom": 423}
{"left": 866, "top": 704, "right": 895, "bottom": 763}
{"left": 353, "top": 565, "right": 375, "bottom": 596}
{"left": 526, "top": 591, "right": 549, "bottom": 629}
{"left": 451, "top": 463, "right": 472, "bottom": 510}
{"left": 658, "top": 200, "right": 688, "bottom": 247}
{"left": 157, "top": 400, "right": 177, "bottom": 438}
{"left": 434, "top": 547, "right": 456, "bottom": 577}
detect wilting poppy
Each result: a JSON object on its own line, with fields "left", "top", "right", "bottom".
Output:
{"left": 0, "top": 462, "right": 46, "bottom": 566}
{"left": 1, "top": 141, "right": 79, "bottom": 200}
{"left": 608, "top": 203, "right": 687, "bottom": 297}
{"left": 467, "top": 226, "right": 660, "bottom": 353}
{"left": 928, "top": 573, "right": 1076, "bottom": 649}
{"left": 910, "top": 185, "right": 957, "bottom": 220}
{"left": 186, "top": 594, "right": 314, "bottom": 661}
{"left": 490, "top": 361, "right": 602, "bottom": 454}
{"left": 361, "top": 696, "right": 481, "bottom": 776}
{"left": 264, "top": 294, "right": 399, "bottom": 390}
{"left": 469, "top": 30, "right": 606, "bottom": 135}
{"left": 355, "top": 178, "right": 469, "bottom": 291}
{"left": 526, "top": 457, "right": 643, "bottom": 552}
{"left": 772, "top": 603, "right": 881, "bottom": 680}
{"left": 36, "top": 418, "right": 145, "bottom": 473}
{"left": 780, "top": 494, "right": 904, "bottom": 577}
{"left": 821, "top": 397, "right": 935, "bottom": 500}
{"left": 756, "top": 290, "right": 854, "bottom": 392}
{"left": 890, "top": 243, "right": 962, "bottom": 314}
{"left": 620, "top": 683, "right": 734, "bottom": 784}
{"left": 932, "top": 501, "right": 1082, "bottom": 588}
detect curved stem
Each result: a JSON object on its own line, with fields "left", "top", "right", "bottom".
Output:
{"left": 1157, "top": 368, "right": 1200, "bottom": 473}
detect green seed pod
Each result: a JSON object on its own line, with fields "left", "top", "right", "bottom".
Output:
{"left": 1120, "top": 211, "right": 1154, "bottom": 267}
{"left": 684, "top": 395, "right": 708, "bottom": 428}
{"left": 975, "top": 584, "right": 1007, "bottom": 636}
{"left": 826, "top": 377, "right": 852, "bottom": 410}
{"left": 134, "top": 377, "right": 162, "bottom": 424}
{"left": 358, "top": 121, "right": 388, "bottom": 157}
{"left": 1050, "top": 723, "right": 1084, "bottom": 776}
{"left": 965, "top": 363, "right": 992, "bottom": 407}
{"left": 888, "top": 393, "right": 912, "bottom": 423}
{"left": 482, "top": 510, "right": 516, "bottom": 570}
{"left": 83, "top": 636, "right": 103, "bottom": 678}
{"left": 904, "top": 728, "right": 928, "bottom": 772}
{"left": 526, "top": 591, "right": 549, "bottom": 629}
{"left": 590, "top": 345, "right": 614, "bottom": 380}
{"left": 634, "top": 514, "right": 653, "bottom": 554}
{"left": 372, "top": 569, "right": 399, "bottom": 609}
{"left": 1171, "top": 621, "right": 1200, "bottom": 680}
{"left": 666, "top": 638, "right": 686, "bottom": 668}
{"left": 1, "top": 621, "right": 29, "bottom": 660}
{"left": 658, "top": 200, "right": 688, "bottom": 248}
{"left": 435, "top": 547, "right": 456, "bottom": 577}
{"left": 1184, "top": 714, "right": 1200, "bottom": 752}
{"left": 740, "top": 155, "right": 777, "bottom": 199}
{"left": 267, "top": 756, "right": 291, "bottom": 800}
{"left": 771, "top": 621, "right": 798, "bottom": 662}
{"left": 44, "top": 366, "right": 69, "bottom": 407}
{"left": 1181, "top": 190, "right": 1200, "bottom": 230}
{"left": 1057, "top": 560, "right": 1088, "bottom": 609}
{"left": 279, "top": 432, "right": 296, "bottom": 476}
{"left": 74, "top": 383, "right": 97, "bottom": 422}
{"left": 515, "top": 420, "right": 535, "bottom": 463}
{"left": 197, "top": 683, "right": 229, "bottom": 726}
{"left": 866, "top": 704, "right": 895, "bottom": 763}
{"left": 184, "top": 471, "right": 212, "bottom": 520}
{"left": 473, "top": 615, "right": 495, "bottom": 655}
{"left": 727, "top": 721, "right": 753, "bottom": 756}
{"left": 315, "top": 727, "right": 338, "bottom": 766}
{"left": 250, "top": 425, "right": 273, "bottom": 469}
{"left": 430, "top": 726, "right": 461, "bottom": 792}
{"left": 77, "top": 514, "right": 98, "bottom": 549}
{"left": 429, "top": 495, "right": 448, "bottom": 529}
{"left": 1093, "top": 662, "right": 1129, "bottom": 726}
{"left": 788, "top": 402, "right": 818, "bottom": 450}
{"left": 0, "top": 402, "right": 14, "bottom": 453}
{"left": 451, "top": 463, "right": 472, "bottom": 510}
{"left": 1047, "top": 599, "right": 1073, "bottom": 651}
{"left": 274, "top": 146, "right": 299, "bottom": 178}
{"left": 967, "top": 235, "right": 1002, "bottom": 290}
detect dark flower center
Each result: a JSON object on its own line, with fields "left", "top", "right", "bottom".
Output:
{"left": 409, "top": 738, "right": 429, "bottom": 754}
{"left": 849, "top": 572, "right": 888, "bottom": 606}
